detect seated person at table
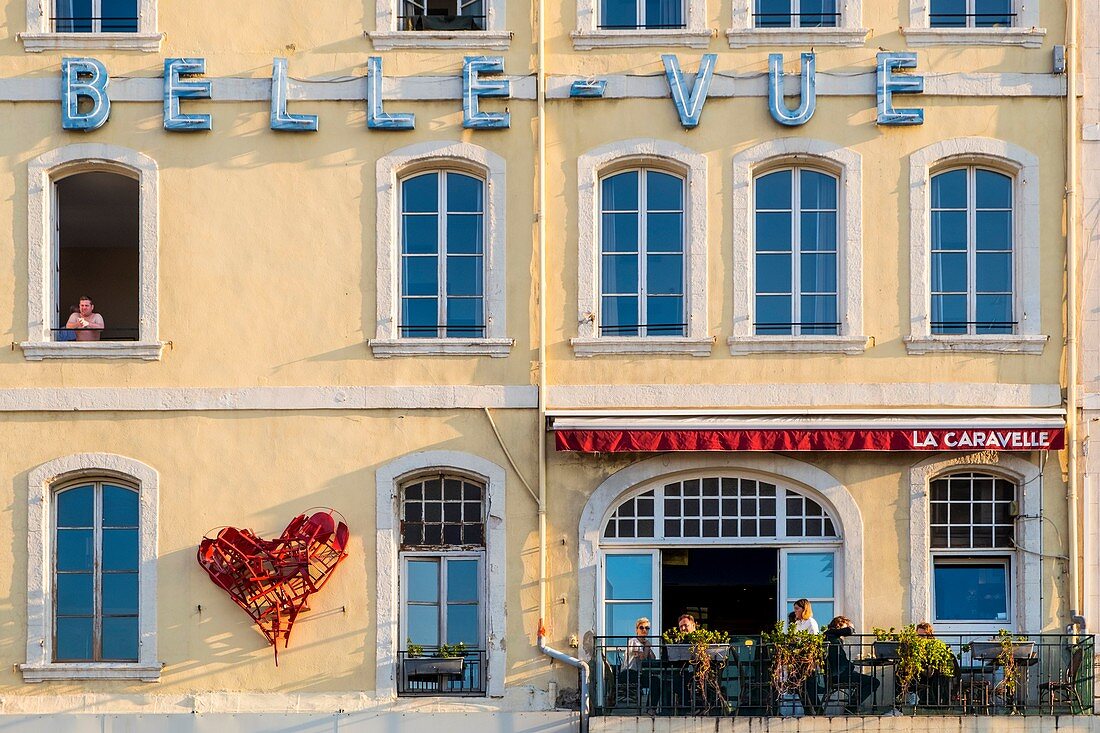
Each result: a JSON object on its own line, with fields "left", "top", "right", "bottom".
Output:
{"left": 791, "top": 599, "right": 819, "bottom": 634}
{"left": 914, "top": 620, "right": 954, "bottom": 706}
{"left": 677, "top": 613, "right": 697, "bottom": 634}
{"left": 823, "top": 616, "right": 880, "bottom": 712}
{"left": 625, "top": 617, "right": 656, "bottom": 671}
{"left": 916, "top": 622, "right": 934, "bottom": 637}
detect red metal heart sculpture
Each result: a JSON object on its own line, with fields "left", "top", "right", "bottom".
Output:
{"left": 197, "top": 509, "right": 349, "bottom": 663}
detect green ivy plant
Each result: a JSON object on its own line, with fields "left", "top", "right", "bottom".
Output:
{"left": 407, "top": 639, "right": 424, "bottom": 657}
{"left": 438, "top": 642, "right": 468, "bottom": 658}
{"left": 762, "top": 621, "right": 825, "bottom": 699}
{"left": 661, "top": 627, "right": 732, "bottom": 712}
{"left": 661, "top": 627, "right": 732, "bottom": 645}
{"left": 994, "top": 629, "right": 1029, "bottom": 698}
{"left": 871, "top": 625, "right": 954, "bottom": 700}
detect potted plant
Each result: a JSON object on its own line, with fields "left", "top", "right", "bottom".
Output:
{"left": 403, "top": 641, "right": 468, "bottom": 679}
{"left": 762, "top": 621, "right": 825, "bottom": 716}
{"left": 661, "top": 627, "right": 731, "bottom": 662}
{"left": 969, "top": 630, "right": 1033, "bottom": 700}
{"left": 872, "top": 625, "right": 954, "bottom": 702}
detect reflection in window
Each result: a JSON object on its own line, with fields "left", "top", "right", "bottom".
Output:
{"left": 53, "top": 481, "right": 139, "bottom": 662}
{"left": 600, "top": 0, "right": 684, "bottom": 29}
{"left": 784, "top": 551, "right": 835, "bottom": 623}
{"left": 400, "top": 0, "right": 485, "bottom": 30}
{"left": 754, "top": 168, "right": 839, "bottom": 335}
{"left": 933, "top": 561, "right": 1009, "bottom": 621}
{"left": 599, "top": 169, "right": 685, "bottom": 337}
{"left": 54, "top": 0, "right": 139, "bottom": 32}
{"left": 604, "top": 553, "right": 654, "bottom": 640}
{"left": 930, "top": 167, "right": 1014, "bottom": 335}
{"left": 400, "top": 171, "right": 486, "bottom": 339}
{"left": 754, "top": 0, "right": 838, "bottom": 27}
{"left": 930, "top": 0, "right": 1013, "bottom": 27}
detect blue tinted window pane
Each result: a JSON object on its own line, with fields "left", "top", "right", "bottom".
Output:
{"left": 800, "top": 170, "right": 836, "bottom": 209}
{"left": 102, "top": 528, "right": 138, "bottom": 571}
{"left": 930, "top": 0, "right": 967, "bottom": 28}
{"left": 100, "top": 0, "right": 138, "bottom": 31}
{"left": 401, "top": 298, "right": 437, "bottom": 337}
{"left": 755, "top": 0, "right": 791, "bottom": 27}
{"left": 102, "top": 617, "right": 139, "bottom": 661}
{"left": 403, "top": 256, "right": 439, "bottom": 297}
{"left": 934, "top": 563, "right": 1008, "bottom": 620}
{"left": 446, "top": 256, "right": 483, "bottom": 297}
{"left": 798, "top": 0, "right": 837, "bottom": 26}
{"left": 644, "top": 0, "right": 682, "bottom": 26}
{"left": 647, "top": 213, "right": 683, "bottom": 252}
{"left": 756, "top": 170, "right": 792, "bottom": 209}
{"left": 602, "top": 254, "right": 638, "bottom": 294}
{"left": 801, "top": 296, "right": 837, "bottom": 331}
{"left": 974, "top": 0, "right": 1011, "bottom": 27}
{"left": 103, "top": 573, "right": 138, "bottom": 615}
{"left": 975, "top": 211, "right": 1011, "bottom": 251}
{"left": 447, "top": 560, "right": 479, "bottom": 602}
{"left": 756, "top": 253, "right": 792, "bottom": 294}
{"left": 756, "top": 212, "right": 792, "bottom": 251}
{"left": 602, "top": 172, "right": 638, "bottom": 210}
{"left": 403, "top": 174, "right": 438, "bottom": 213}
{"left": 606, "top": 602, "right": 654, "bottom": 641}
{"left": 57, "top": 573, "right": 94, "bottom": 616}
{"left": 447, "top": 214, "right": 483, "bottom": 254}
{"left": 102, "top": 486, "right": 138, "bottom": 527}
{"left": 446, "top": 173, "right": 483, "bottom": 213}
{"left": 976, "top": 295, "right": 1012, "bottom": 333}
{"left": 601, "top": 0, "right": 637, "bottom": 27}
{"left": 446, "top": 298, "right": 483, "bottom": 337}
{"left": 55, "top": 0, "right": 93, "bottom": 31}
{"left": 408, "top": 560, "right": 441, "bottom": 603}
{"left": 931, "top": 169, "right": 967, "bottom": 208}
{"left": 786, "top": 552, "right": 834, "bottom": 600}
{"left": 976, "top": 169, "right": 1012, "bottom": 208}
{"left": 756, "top": 295, "right": 792, "bottom": 334}
{"left": 646, "top": 171, "right": 682, "bottom": 210}
{"left": 800, "top": 212, "right": 837, "bottom": 251}
{"left": 931, "top": 211, "right": 967, "bottom": 250}
{"left": 800, "top": 253, "right": 837, "bottom": 293}
{"left": 976, "top": 252, "right": 1012, "bottom": 292}
{"left": 647, "top": 296, "right": 684, "bottom": 335}
{"left": 932, "top": 294, "right": 968, "bottom": 333}
{"left": 647, "top": 254, "right": 683, "bottom": 295}
{"left": 602, "top": 296, "right": 638, "bottom": 335}
{"left": 56, "top": 529, "right": 93, "bottom": 571}
{"left": 408, "top": 605, "right": 440, "bottom": 646}
{"left": 605, "top": 554, "right": 653, "bottom": 600}
{"left": 602, "top": 213, "right": 639, "bottom": 253}
{"left": 57, "top": 486, "right": 93, "bottom": 527}
{"left": 932, "top": 252, "right": 967, "bottom": 293}
{"left": 446, "top": 604, "right": 479, "bottom": 646}
{"left": 55, "top": 617, "right": 94, "bottom": 661}
{"left": 403, "top": 215, "right": 438, "bottom": 255}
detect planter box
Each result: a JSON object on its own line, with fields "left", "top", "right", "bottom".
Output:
{"left": 873, "top": 640, "right": 901, "bottom": 660}
{"left": 970, "top": 641, "right": 1035, "bottom": 661}
{"left": 664, "top": 643, "right": 729, "bottom": 662}
{"left": 403, "top": 656, "right": 466, "bottom": 679}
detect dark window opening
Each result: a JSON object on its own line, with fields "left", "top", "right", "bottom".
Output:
{"left": 400, "top": 0, "right": 485, "bottom": 30}
{"left": 662, "top": 547, "right": 778, "bottom": 636}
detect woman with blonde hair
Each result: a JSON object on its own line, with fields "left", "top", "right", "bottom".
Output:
{"left": 790, "top": 598, "right": 819, "bottom": 634}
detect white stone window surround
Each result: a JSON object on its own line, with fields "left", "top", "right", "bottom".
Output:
{"left": 902, "top": 0, "right": 1045, "bottom": 47}
{"left": 371, "top": 141, "right": 513, "bottom": 358}
{"left": 19, "top": 0, "right": 162, "bottom": 51}
{"left": 572, "top": 0, "right": 710, "bottom": 49}
{"left": 908, "top": 453, "right": 1040, "bottom": 634}
{"left": 23, "top": 143, "right": 163, "bottom": 361}
{"left": 577, "top": 452, "right": 864, "bottom": 650}
{"left": 368, "top": 0, "right": 511, "bottom": 50}
{"left": 726, "top": 0, "right": 868, "bottom": 47}
{"left": 905, "top": 137, "right": 1047, "bottom": 355}
{"left": 730, "top": 138, "right": 866, "bottom": 355}
{"left": 376, "top": 451, "right": 506, "bottom": 698}
{"left": 22, "top": 453, "right": 160, "bottom": 682}
{"left": 573, "top": 138, "right": 713, "bottom": 357}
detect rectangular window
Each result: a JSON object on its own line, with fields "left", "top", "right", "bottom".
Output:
{"left": 932, "top": 559, "right": 1010, "bottom": 622}
{"left": 54, "top": 0, "right": 138, "bottom": 32}
{"left": 754, "top": 0, "right": 838, "bottom": 28}
{"left": 600, "top": 0, "right": 684, "bottom": 29}
{"left": 603, "top": 552, "right": 657, "bottom": 642}
{"left": 782, "top": 550, "right": 835, "bottom": 624}
{"left": 399, "top": 0, "right": 485, "bottom": 30}
{"left": 930, "top": 0, "right": 1013, "bottom": 27}
{"left": 404, "top": 556, "right": 482, "bottom": 647}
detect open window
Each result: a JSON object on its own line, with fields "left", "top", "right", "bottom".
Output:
{"left": 399, "top": 0, "right": 485, "bottom": 29}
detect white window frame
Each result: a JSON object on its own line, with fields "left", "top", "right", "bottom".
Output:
{"left": 22, "top": 453, "right": 159, "bottom": 682}
{"left": 368, "top": 0, "right": 511, "bottom": 50}
{"left": 376, "top": 451, "right": 506, "bottom": 699}
{"left": 780, "top": 548, "right": 840, "bottom": 621}
{"left": 573, "top": 0, "right": 709, "bottom": 49}
{"left": 902, "top": 0, "right": 1044, "bottom": 46}
{"left": 930, "top": 554, "right": 1013, "bottom": 630}
{"left": 400, "top": 551, "right": 486, "bottom": 649}
{"left": 730, "top": 139, "right": 865, "bottom": 354}
{"left": 574, "top": 139, "right": 712, "bottom": 357}
{"left": 22, "top": 144, "right": 162, "bottom": 361}
{"left": 908, "top": 453, "right": 1040, "bottom": 635}
{"left": 372, "top": 142, "right": 512, "bottom": 358}
{"left": 727, "top": 0, "right": 867, "bottom": 47}
{"left": 19, "top": 0, "right": 161, "bottom": 51}
{"left": 598, "top": 548, "right": 661, "bottom": 638}
{"left": 906, "top": 138, "right": 1046, "bottom": 354}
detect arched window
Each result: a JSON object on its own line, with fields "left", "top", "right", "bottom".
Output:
{"left": 599, "top": 167, "right": 685, "bottom": 338}
{"left": 753, "top": 166, "right": 839, "bottom": 336}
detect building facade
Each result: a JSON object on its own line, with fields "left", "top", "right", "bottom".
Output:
{"left": 0, "top": 0, "right": 1089, "bottom": 730}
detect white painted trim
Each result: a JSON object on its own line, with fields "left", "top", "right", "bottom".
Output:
{"left": 24, "top": 144, "right": 160, "bottom": 360}
{"left": 577, "top": 453, "right": 864, "bottom": 652}
{"left": 369, "top": 339, "right": 514, "bottom": 358}
{"left": 731, "top": 138, "right": 865, "bottom": 350}
{"left": 368, "top": 31, "right": 512, "bottom": 50}
{"left": 0, "top": 386, "right": 538, "bottom": 412}
{"left": 547, "top": 382, "right": 1062, "bottom": 409}
{"left": 727, "top": 335, "right": 868, "bottom": 354}
{"left": 904, "top": 0, "right": 1043, "bottom": 46}
{"left": 573, "top": 0, "right": 708, "bottom": 49}
{"left": 726, "top": 0, "right": 865, "bottom": 47}
{"left": 575, "top": 139, "right": 708, "bottom": 354}
{"left": 22, "top": 453, "right": 159, "bottom": 682}
{"left": 908, "top": 453, "right": 1041, "bottom": 634}
{"left": 376, "top": 451, "right": 506, "bottom": 699}
{"left": 907, "top": 137, "right": 1045, "bottom": 352}
{"left": 21, "top": 0, "right": 159, "bottom": 51}
{"left": 373, "top": 141, "right": 509, "bottom": 357}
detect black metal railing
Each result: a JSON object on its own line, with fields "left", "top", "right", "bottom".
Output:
{"left": 52, "top": 16, "right": 139, "bottom": 32}
{"left": 599, "top": 323, "right": 687, "bottom": 336}
{"left": 398, "top": 14, "right": 485, "bottom": 30}
{"left": 397, "top": 648, "right": 487, "bottom": 696}
{"left": 755, "top": 321, "right": 840, "bottom": 335}
{"left": 51, "top": 326, "right": 139, "bottom": 342}
{"left": 592, "top": 634, "right": 1094, "bottom": 717}
{"left": 931, "top": 320, "right": 1016, "bottom": 334}
{"left": 929, "top": 12, "right": 1015, "bottom": 27}
{"left": 399, "top": 324, "right": 488, "bottom": 338}
{"left": 596, "top": 22, "right": 688, "bottom": 29}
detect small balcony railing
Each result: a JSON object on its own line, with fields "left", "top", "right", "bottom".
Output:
{"left": 52, "top": 326, "right": 139, "bottom": 342}
{"left": 398, "top": 14, "right": 486, "bottom": 30}
{"left": 592, "top": 634, "right": 1094, "bottom": 717}
{"left": 397, "top": 648, "right": 487, "bottom": 696}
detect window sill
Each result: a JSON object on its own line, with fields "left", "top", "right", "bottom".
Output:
{"left": 725, "top": 27, "right": 868, "bottom": 48}
{"left": 571, "top": 336, "right": 714, "bottom": 357}
{"left": 20, "top": 663, "right": 162, "bottom": 683}
{"left": 900, "top": 27, "right": 1046, "bottom": 48}
{"left": 18, "top": 32, "right": 164, "bottom": 52}
{"left": 369, "top": 338, "right": 514, "bottom": 358}
{"left": 727, "top": 335, "right": 868, "bottom": 355}
{"left": 904, "top": 334, "right": 1048, "bottom": 355}
{"left": 367, "top": 30, "right": 512, "bottom": 50}
{"left": 571, "top": 29, "right": 712, "bottom": 49}
{"left": 20, "top": 341, "right": 164, "bottom": 361}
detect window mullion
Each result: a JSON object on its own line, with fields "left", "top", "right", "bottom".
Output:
{"left": 437, "top": 173, "right": 448, "bottom": 338}
{"left": 91, "top": 0, "right": 102, "bottom": 33}
{"left": 792, "top": 0, "right": 800, "bottom": 28}
{"left": 93, "top": 483, "right": 103, "bottom": 661}
{"left": 439, "top": 557, "right": 448, "bottom": 646}
{"left": 638, "top": 171, "right": 648, "bottom": 336}
{"left": 791, "top": 169, "right": 802, "bottom": 336}
{"left": 967, "top": 168, "right": 977, "bottom": 335}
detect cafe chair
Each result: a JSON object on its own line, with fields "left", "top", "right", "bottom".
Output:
{"left": 1039, "top": 646, "right": 1085, "bottom": 715}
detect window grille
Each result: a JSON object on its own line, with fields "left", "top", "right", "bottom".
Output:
{"left": 930, "top": 472, "right": 1015, "bottom": 549}
{"left": 401, "top": 475, "right": 485, "bottom": 548}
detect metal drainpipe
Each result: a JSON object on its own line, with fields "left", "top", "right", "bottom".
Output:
{"left": 1067, "top": 0, "right": 1082, "bottom": 633}
{"left": 539, "top": 631, "right": 590, "bottom": 733}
